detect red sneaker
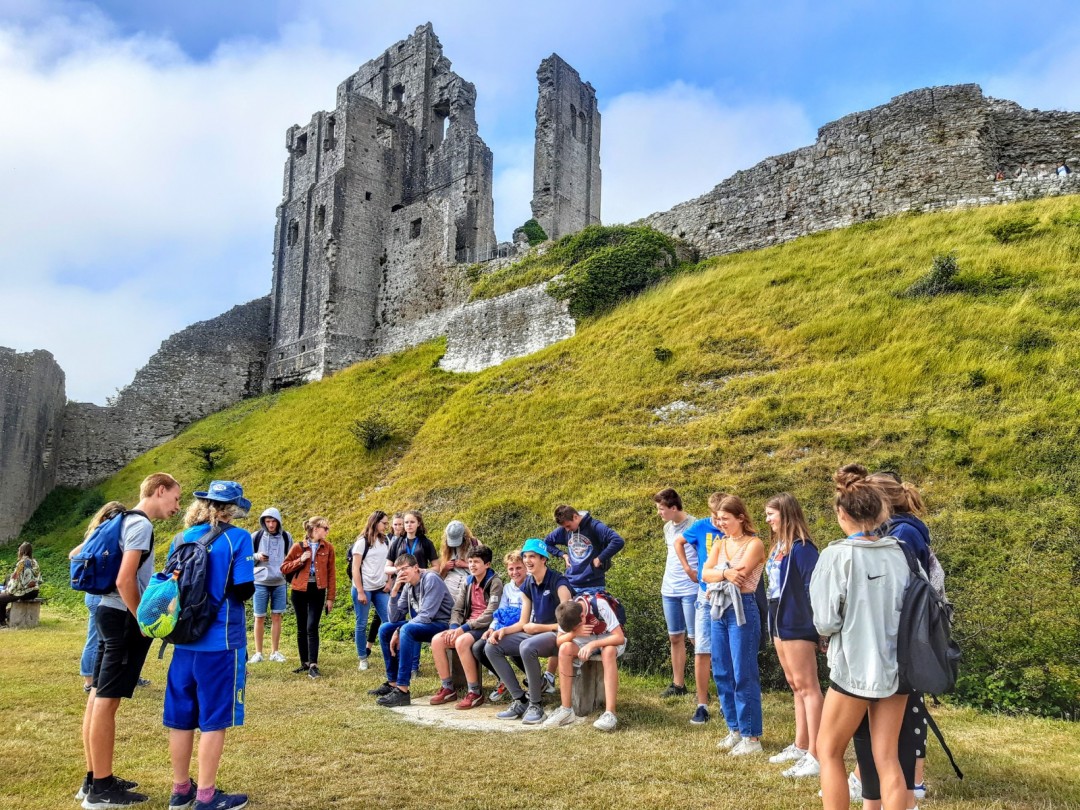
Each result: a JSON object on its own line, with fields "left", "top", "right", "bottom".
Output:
{"left": 429, "top": 686, "right": 458, "bottom": 705}
{"left": 455, "top": 690, "right": 486, "bottom": 710}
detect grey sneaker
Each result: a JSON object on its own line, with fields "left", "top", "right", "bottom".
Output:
{"left": 542, "top": 671, "right": 557, "bottom": 694}
{"left": 717, "top": 729, "right": 743, "bottom": 749}
{"left": 521, "top": 703, "right": 547, "bottom": 725}
{"left": 496, "top": 698, "right": 527, "bottom": 719}
{"left": 543, "top": 705, "right": 576, "bottom": 727}
{"left": 593, "top": 711, "right": 618, "bottom": 732}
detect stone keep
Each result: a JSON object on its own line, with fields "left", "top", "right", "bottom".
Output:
{"left": 266, "top": 23, "right": 496, "bottom": 388}
{"left": 531, "top": 55, "right": 602, "bottom": 241}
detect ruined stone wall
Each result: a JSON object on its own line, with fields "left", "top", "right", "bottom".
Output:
{"left": 532, "top": 55, "right": 601, "bottom": 240}
{"left": 439, "top": 284, "right": 576, "bottom": 373}
{"left": 56, "top": 297, "right": 270, "bottom": 488}
{"left": 642, "top": 85, "right": 1080, "bottom": 257}
{"left": 0, "top": 349, "right": 65, "bottom": 544}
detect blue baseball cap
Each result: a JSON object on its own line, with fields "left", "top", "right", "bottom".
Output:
{"left": 521, "top": 538, "right": 549, "bottom": 558}
{"left": 194, "top": 480, "right": 252, "bottom": 513}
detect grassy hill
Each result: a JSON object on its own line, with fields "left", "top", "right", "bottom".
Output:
{"left": 10, "top": 196, "right": 1080, "bottom": 717}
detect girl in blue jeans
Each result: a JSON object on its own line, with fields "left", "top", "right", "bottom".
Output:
{"left": 351, "top": 510, "right": 392, "bottom": 670}
{"left": 702, "top": 495, "right": 765, "bottom": 756}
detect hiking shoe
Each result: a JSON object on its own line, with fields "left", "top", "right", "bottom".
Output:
{"left": 717, "top": 729, "right": 743, "bottom": 749}
{"left": 593, "top": 711, "right": 618, "bottom": 732}
{"left": 376, "top": 687, "right": 411, "bottom": 707}
{"left": 690, "top": 705, "right": 710, "bottom": 725}
{"left": 521, "top": 702, "right": 546, "bottom": 724}
{"left": 783, "top": 753, "right": 820, "bottom": 778}
{"left": 489, "top": 682, "right": 508, "bottom": 702}
{"left": 368, "top": 681, "right": 394, "bottom": 697}
{"left": 81, "top": 784, "right": 149, "bottom": 809}
{"left": 455, "top": 691, "right": 485, "bottom": 710}
{"left": 497, "top": 698, "right": 527, "bottom": 719}
{"left": 914, "top": 783, "right": 927, "bottom": 800}
{"left": 543, "top": 705, "right": 576, "bottom": 727}
{"left": 769, "top": 743, "right": 807, "bottom": 764}
{"left": 729, "top": 738, "right": 763, "bottom": 756}
{"left": 168, "top": 779, "right": 198, "bottom": 809}
{"left": 308, "top": 664, "right": 321, "bottom": 679}
{"left": 849, "top": 772, "right": 863, "bottom": 801}
{"left": 268, "top": 651, "right": 286, "bottom": 663}
{"left": 77, "top": 776, "right": 139, "bottom": 801}
{"left": 137, "top": 678, "right": 151, "bottom": 688}
{"left": 357, "top": 658, "right": 369, "bottom": 671}
{"left": 429, "top": 686, "right": 457, "bottom": 705}
{"left": 194, "top": 789, "right": 248, "bottom": 810}
{"left": 661, "top": 683, "right": 688, "bottom": 698}
{"left": 292, "top": 664, "right": 310, "bottom": 674}
{"left": 542, "top": 671, "right": 557, "bottom": 694}
{"left": 247, "top": 652, "right": 264, "bottom": 664}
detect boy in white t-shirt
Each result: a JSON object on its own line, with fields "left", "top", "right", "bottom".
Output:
{"left": 543, "top": 594, "right": 626, "bottom": 732}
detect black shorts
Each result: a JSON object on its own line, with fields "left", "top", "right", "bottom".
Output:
{"left": 92, "top": 605, "right": 153, "bottom": 699}
{"left": 829, "top": 679, "right": 889, "bottom": 702}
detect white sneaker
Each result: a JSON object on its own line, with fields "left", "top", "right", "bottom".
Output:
{"left": 783, "top": 753, "right": 820, "bottom": 778}
{"left": 593, "top": 711, "right": 618, "bottom": 732}
{"left": 269, "top": 651, "right": 286, "bottom": 663}
{"left": 543, "top": 706, "right": 576, "bottom": 728}
{"left": 358, "top": 658, "right": 369, "bottom": 671}
{"left": 914, "top": 783, "right": 927, "bottom": 800}
{"left": 248, "top": 652, "right": 264, "bottom": 664}
{"left": 769, "top": 742, "right": 807, "bottom": 764}
{"left": 717, "top": 730, "right": 743, "bottom": 750}
{"left": 729, "top": 738, "right": 763, "bottom": 756}
{"left": 849, "top": 771, "right": 863, "bottom": 801}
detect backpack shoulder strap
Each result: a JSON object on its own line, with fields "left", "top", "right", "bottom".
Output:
{"left": 924, "top": 707, "right": 963, "bottom": 780}
{"left": 252, "top": 529, "right": 265, "bottom": 553}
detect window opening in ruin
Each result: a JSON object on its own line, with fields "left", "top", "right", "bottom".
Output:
{"left": 391, "top": 203, "right": 404, "bottom": 212}
{"left": 42, "top": 428, "right": 54, "bottom": 468}
{"left": 570, "top": 104, "right": 578, "bottom": 138}
{"left": 301, "top": 344, "right": 306, "bottom": 353}
{"left": 431, "top": 101, "right": 450, "bottom": 149}
{"left": 287, "top": 220, "right": 299, "bottom": 246}
{"left": 410, "top": 218, "right": 422, "bottom": 239}
{"left": 295, "top": 133, "right": 308, "bottom": 156}
{"left": 279, "top": 352, "right": 284, "bottom": 360}
{"left": 376, "top": 119, "right": 394, "bottom": 149}
{"left": 323, "top": 116, "right": 336, "bottom": 151}
{"left": 578, "top": 110, "right": 587, "bottom": 142}
{"left": 392, "top": 84, "right": 405, "bottom": 112}
{"left": 314, "top": 205, "right": 326, "bottom": 232}
{"left": 365, "top": 191, "right": 372, "bottom": 201}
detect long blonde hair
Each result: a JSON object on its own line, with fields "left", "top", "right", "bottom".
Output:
{"left": 765, "top": 493, "right": 812, "bottom": 557}
{"left": 85, "top": 501, "right": 127, "bottom": 539}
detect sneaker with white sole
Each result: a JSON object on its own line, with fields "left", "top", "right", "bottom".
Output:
{"left": 77, "top": 776, "right": 139, "bottom": 801}
{"left": 769, "top": 743, "right": 806, "bottom": 764}
{"left": 543, "top": 706, "right": 576, "bottom": 727}
{"left": 521, "top": 703, "right": 547, "bottom": 725}
{"left": 849, "top": 771, "right": 863, "bottom": 801}
{"left": 542, "top": 671, "right": 557, "bottom": 694}
{"left": 268, "top": 651, "right": 286, "bottom": 663}
{"left": 489, "top": 682, "right": 508, "bottom": 702}
{"left": 593, "top": 711, "right": 618, "bottom": 732}
{"left": 729, "top": 738, "right": 763, "bottom": 756}
{"left": 717, "top": 730, "right": 743, "bottom": 749}
{"left": 913, "top": 783, "right": 927, "bottom": 800}
{"left": 248, "top": 652, "right": 264, "bottom": 664}
{"left": 357, "top": 658, "right": 369, "bottom": 671}
{"left": 783, "top": 753, "right": 820, "bottom": 778}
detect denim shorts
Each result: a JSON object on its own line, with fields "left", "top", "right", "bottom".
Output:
{"left": 662, "top": 594, "right": 697, "bottom": 637}
{"left": 253, "top": 583, "right": 287, "bottom": 617}
{"left": 692, "top": 595, "right": 712, "bottom": 655}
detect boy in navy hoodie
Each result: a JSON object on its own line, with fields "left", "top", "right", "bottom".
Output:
{"left": 543, "top": 505, "right": 625, "bottom": 595}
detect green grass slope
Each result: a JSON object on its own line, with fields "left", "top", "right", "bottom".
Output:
{"left": 11, "top": 196, "right": 1080, "bottom": 716}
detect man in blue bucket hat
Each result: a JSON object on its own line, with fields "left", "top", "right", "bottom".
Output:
{"left": 163, "top": 481, "right": 255, "bottom": 810}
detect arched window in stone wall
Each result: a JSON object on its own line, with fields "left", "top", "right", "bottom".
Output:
{"left": 287, "top": 220, "right": 299, "bottom": 246}
{"left": 324, "top": 116, "right": 336, "bottom": 151}
{"left": 314, "top": 205, "right": 326, "bottom": 233}
{"left": 570, "top": 104, "right": 578, "bottom": 139}
{"left": 578, "top": 110, "right": 587, "bottom": 142}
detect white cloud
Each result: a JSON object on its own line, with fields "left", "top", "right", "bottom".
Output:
{"left": 985, "top": 36, "right": 1080, "bottom": 112}
{"left": 600, "top": 81, "right": 816, "bottom": 224}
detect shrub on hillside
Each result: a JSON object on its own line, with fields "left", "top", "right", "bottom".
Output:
{"left": 349, "top": 413, "right": 394, "bottom": 451}
{"left": 988, "top": 217, "right": 1039, "bottom": 243}
{"left": 903, "top": 252, "right": 961, "bottom": 297}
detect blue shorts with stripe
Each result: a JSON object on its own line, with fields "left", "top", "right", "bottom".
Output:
{"left": 164, "top": 648, "right": 246, "bottom": 731}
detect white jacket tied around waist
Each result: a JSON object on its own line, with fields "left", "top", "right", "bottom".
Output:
{"left": 809, "top": 535, "right": 909, "bottom": 699}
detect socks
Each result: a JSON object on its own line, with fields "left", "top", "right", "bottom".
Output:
{"left": 468, "top": 682, "right": 480, "bottom": 693}
{"left": 441, "top": 678, "right": 454, "bottom": 690}
{"left": 173, "top": 779, "right": 192, "bottom": 796}
{"left": 197, "top": 785, "right": 216, "bottom": 803}
{"left": 93, "top": 775, "right": 115, "bottom": 793}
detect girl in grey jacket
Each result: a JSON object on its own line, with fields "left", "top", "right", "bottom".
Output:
{"left": 811, "top": 465, "right": 910, "bottom": 810}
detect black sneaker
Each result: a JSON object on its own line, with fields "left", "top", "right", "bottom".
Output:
{"left": 168, "top": 779, "right": 197, "bottom": 809}
{"left": 368, "top": 681, "right": 394, "bottom": 697}
{"left": 661, "top": 683, "right": 689, "bottom": 698}
{"left": 376, "top": 687, "right": 411, "bottom": 707}
{"left": 78, "top": 777, "right": 139, "bottom": 801}
{"left": 308, "top": 664, "right": 321, "bottom": 679}
{"left": 292, "top": 664, "right": 310, "bottom": 674}
{"left": 690, "top": 705, "right": 711, "bottom": 725}
{"left": 136, "top": 678, "right": 151, "bottom": 688}
{"left": 81, "top": 783, "right": 149, "bottom": 808}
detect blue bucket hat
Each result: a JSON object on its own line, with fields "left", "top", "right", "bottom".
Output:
{"left": 521, "top": 538, "right": 549, "bottom": 558}
{"left": 194, "top": 480, "right": 252, "bottom": 513}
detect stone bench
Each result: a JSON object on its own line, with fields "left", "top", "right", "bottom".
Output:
{"left": 571, "top": 659, "right": 606, "bottom": 716}
{"left": 9, "top": 598, "right": 45, "bottom": 629}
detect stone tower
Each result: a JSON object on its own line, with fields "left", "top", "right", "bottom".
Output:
{"left": 531, "top": 54, "right": 601, "bottom": 240}
{"left": 266, "top": 24, "right": 496, "bottom": 388}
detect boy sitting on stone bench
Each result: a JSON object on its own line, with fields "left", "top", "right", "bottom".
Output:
{"left": 544, "top": 594, "right": 626, "bottom": 732}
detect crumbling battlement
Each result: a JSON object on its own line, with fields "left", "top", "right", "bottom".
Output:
{"left": 642, "top": 84, "right": 1080, "bottom": 256}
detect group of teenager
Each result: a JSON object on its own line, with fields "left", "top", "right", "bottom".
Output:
{"left": 70, "top": 462, "right": 939, "bottom": 810}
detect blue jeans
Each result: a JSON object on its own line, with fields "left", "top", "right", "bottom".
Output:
{"left": 352, "top": 586, "right": 390, "bottom": 659}
{"left": 80, "top": 593, "right": 102, "bottom": 677}
{"left": 379, "top": 619, "right": 448, "bottom": 689}
{"left": 711, "top": 593, "right": 763, "bottom": 737}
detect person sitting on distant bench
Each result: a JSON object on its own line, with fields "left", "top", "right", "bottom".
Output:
{"left": 0, "top": 543, "right": 42, "bottom": 627}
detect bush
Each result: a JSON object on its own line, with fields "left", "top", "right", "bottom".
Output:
{"left": 349, "top": 413, "right": 394, "bottom": 451}
{"left": 988, "top": 217, "right": 1039, "bottom": 243}
{"left": 520, "top": 219, "right": 548, "bottom": 246}
{"left": 189, "top": 442, "right": 227, "bottom": 472}
{"left": 903, "top": 252, "right": 960, "bottom": 297}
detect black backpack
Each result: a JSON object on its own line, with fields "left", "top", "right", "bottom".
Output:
{"left": 253, "top": 529, "right": 294, "bottom": 581}
{"left": 161, "top": 525, "right": 228, "bottom": 645}
{"left": 896, "top": 542, "right": 961, "bottom": 695}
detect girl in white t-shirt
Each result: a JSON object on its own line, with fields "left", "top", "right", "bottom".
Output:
{"left": 351, "top": 510, "right": 392, "bottom": 670}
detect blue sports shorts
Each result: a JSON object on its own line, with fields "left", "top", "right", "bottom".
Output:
{"left": 164, "top": 648, "right": 246, "bottom": 731}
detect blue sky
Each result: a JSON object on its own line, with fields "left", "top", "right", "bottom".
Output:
{"left": 1, "top": 0, "right": 1078, "bottom": 403}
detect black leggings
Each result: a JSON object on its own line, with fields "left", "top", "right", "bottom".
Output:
{"left": 367, "top": 612, "right": 382, "bottom": 648}
{"left": 854, "top": 692, "right": 926, "bottom": 800}
{"left": 292, "top": 583, "right": 326, "bottom": 665}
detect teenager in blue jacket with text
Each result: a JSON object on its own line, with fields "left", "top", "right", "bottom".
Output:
{"left": 543, "top": 504, "right": 625, "bottom": 594}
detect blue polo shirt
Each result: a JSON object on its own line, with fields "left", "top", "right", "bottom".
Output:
{"left": 681, "top": 518, "right": 724, "bottom": 593}
{"left": 523, "top": 567, "right": 571, "bottom": 624}
{"left": 169, "top": 523, "right": 255, "bottom": 651}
